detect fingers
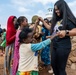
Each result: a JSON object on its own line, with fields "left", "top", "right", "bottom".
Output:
{"left": 35, "top": 19, "right": 40, "bottom": 24}
{"left": 57, "top": 30, "right": 66, "bottom": 38}
{"left": 38, "top": 17, "right": 44, "bottom": 22}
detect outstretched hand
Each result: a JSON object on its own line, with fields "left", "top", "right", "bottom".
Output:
{"left": 46, "top": 34, "right": 59, "bottom": 40}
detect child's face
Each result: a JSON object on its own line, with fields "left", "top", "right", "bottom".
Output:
{"left": 22, "top": 18, "right": 28, "bottom": 27}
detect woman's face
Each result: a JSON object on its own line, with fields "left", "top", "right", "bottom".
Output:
{"left": 13, "top": 18, "right": 17, "bottom": 25}
{"left": 54, "top": 5, "right": 60, "bottom": 16}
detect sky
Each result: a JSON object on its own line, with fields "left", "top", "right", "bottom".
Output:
{"left": 0, "top": 0, "right": 76, "bottom": 29}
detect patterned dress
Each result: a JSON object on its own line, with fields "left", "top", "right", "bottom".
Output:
{"left": 41, "top": 26, "right": 51, "bottom": 65}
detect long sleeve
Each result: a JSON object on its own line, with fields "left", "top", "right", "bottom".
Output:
{"left": 31, "top": 39, "right": 51, "bottom": 52}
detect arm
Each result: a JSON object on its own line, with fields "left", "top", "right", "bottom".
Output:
{"left": 57, "top": 19, "right": 76, "bottom": 38}
{"left": 31, "top": 39, "right": 51, "bottom": 52}
{"left": 43, "top": 21, "right": 51, "bottom": 30}
{"left": 38, "top": 17, "right": 51, "bottom": 30}
{"left": 7, "top": 35, "right": 16, "bottom": 44}
{"left": 67, "top": 28, "right": 76, "bottom": 36}
{"left": 32, "top": 19, "right": 39, "bottom": 34}
{"left": 57, "top": 28, "right": 76, "bottom": 38}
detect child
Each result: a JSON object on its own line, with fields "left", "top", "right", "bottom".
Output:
{"left": 13, "top": 16, "right": 38, "bottom": 75}
{"left": 16, "top": 27, "right": 58, "bottom": 75}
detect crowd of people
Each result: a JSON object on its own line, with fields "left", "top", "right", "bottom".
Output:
{"left": 0, "top": 0, "right": 76, "bottom": 75}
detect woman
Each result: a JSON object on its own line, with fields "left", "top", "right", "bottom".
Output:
{"left": 39, "top": 0, "right": 76, "bottom": 75}
{"left": 4, "top": 16, "right": 17, "bottom": 75}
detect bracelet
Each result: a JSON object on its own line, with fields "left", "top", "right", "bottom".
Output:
{"left": 65, "top": 30, "right": 69, "bottom": 35}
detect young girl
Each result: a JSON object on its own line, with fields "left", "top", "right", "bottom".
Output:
{"left": 12, "top": 16, "right": 28, "bottom": 75}
{"left": 13, "top": 16, "right": 38, "bottom": 75}
{"left": 16, "top": 27, "right": 58, "bottom": 75}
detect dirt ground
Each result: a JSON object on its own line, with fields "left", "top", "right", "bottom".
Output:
{"left": 0, "top": 53, "right": 76, "bottom": 75}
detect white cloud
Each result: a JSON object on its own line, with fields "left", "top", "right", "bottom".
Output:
{"left": 11, "top": 0, "right": 25, "bottom": 6}
{"left": 18, "top": 7, "right": 30, "bottom": 13}
{"left": 10, "top": 0, "right": 56, "bottom": 16}
{"left": 11, "top": 0, "right": 34, "bottom": 13}
{"left": 11, "top": 0, "right": 34, "bottom": 6}
{"left": 11, "top": 0, "right": 57, "bottom": 6}
{"left": 33, "top": 10, "right": 45, "bottom": 18}
{"left": 34, "top": 0, "right": 57, "bottom": 5}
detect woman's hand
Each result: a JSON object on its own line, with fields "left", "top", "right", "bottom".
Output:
{"left": 38, "top": 17, "right": 44, "bottom": 22}
{"left": 57, "top": 30, "right": 66, "bottom": 38}
{"left": 35, "top": 19, "right": 40, "bottom": 24}
{"left": 38, "top": 17, "right": 51, "bottom": 30}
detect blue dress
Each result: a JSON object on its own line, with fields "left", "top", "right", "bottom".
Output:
{"left": 41, "top": 26, "right": 51, "bottom": 65}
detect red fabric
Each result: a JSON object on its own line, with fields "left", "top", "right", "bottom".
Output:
{"left": 6, "top": 16, "right": 16, "bottom": 46}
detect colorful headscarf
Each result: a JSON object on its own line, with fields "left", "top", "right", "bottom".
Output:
{"left": 6, "top": 16, "right": 17, "bottom": 46}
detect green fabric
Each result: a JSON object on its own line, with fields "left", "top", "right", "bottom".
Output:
{"left": 0, "top": 32, "right": 6, "bottom": 47}
{"left": 16, "top": 71, "right": 38, "bottom": 75}
{"left": 16, "top": 71, "right": 20, "bottom": 75}
{"left": 1, "top": 40, "right": 6, "bottom": 47}
{"left": 30, "top": 71, "right": 38, "bottom": 75}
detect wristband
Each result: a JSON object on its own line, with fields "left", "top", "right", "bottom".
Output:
{"left": 65, "top": 30, "right": 69, "bottom": 35}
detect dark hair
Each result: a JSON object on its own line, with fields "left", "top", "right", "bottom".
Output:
{"left": 2, "top": 28, "right": 6, "bottom": 32}
{"left": 19, "top": 27, "right": 33, "bottom": 43}
{"left": 51, "top": 0, "right": 76, "bottom": 34}
{"left": 42, "top": 18, "right": 49, "bottom": 28}
{"left": 12, "top": 16, "right": 17, "bottom": 21}
{"left": 15, "top": 16, "right": 27, "bottom": 29}
{"left": 44, "top": 18, "right": 49, "bottom": 23}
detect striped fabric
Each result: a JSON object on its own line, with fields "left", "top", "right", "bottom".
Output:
{"left": 16, "top": 71, "right": 38, "bottom": 75}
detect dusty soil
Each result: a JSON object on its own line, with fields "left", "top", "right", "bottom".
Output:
{"left": 0, "top": 52, "right": 76, "bottom": 75}
{"left": 0, "top": 56, "right": 4, "bottom": 75}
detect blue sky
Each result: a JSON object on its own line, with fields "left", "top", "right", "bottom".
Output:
{"left": 0, "top": 0, "right": 76, "bottom": 29}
